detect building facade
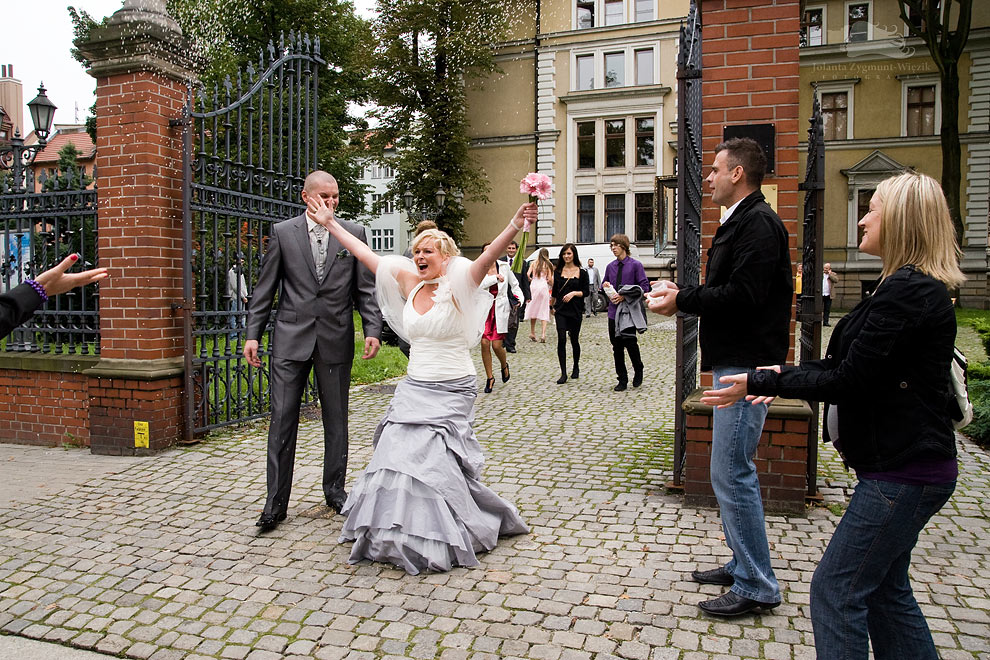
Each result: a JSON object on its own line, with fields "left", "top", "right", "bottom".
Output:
{"left": 463, "top": 0, "right": 688, "bottom": 270}
{"left": 357, "top": 155, "right": 408, "bottom": 256}
{"left": 799, "top": 0, "right": 990, "bottom": 307}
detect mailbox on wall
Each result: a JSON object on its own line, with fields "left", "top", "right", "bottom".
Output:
{"left": 722, "top": 124, "right": 775, "bottom": 174}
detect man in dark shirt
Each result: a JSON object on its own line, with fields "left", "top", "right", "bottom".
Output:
{"left": 649, "top": 138, "right": 792, "bottom": 616}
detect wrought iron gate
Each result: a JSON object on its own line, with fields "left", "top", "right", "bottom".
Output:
{"left": 672, "top": 1, "right": 703, "bottom": 486}
{"left": 0, "top": 170, "right": 99, "bottom": 354}
{"left": 180, "top": 33, "right": 325, "bottom": 440}
{"left": 797, "top": 92, "right": 825, "bottom": 497}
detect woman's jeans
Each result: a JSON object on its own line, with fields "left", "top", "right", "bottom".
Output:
{"left": 711, "top": 366, "right": 780, "bottom": 604}
{"left": 811, "top": 477, "right": 955, "bottom": 660}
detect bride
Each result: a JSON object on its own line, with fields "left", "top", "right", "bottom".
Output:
{"left": 306, "top": 193, "right": 535, "bottom": 574}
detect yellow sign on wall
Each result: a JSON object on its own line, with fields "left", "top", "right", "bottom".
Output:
{"left": 719, "top": 184, "right": 778, "bottom": 217}
{"left": 134, "top": 421, "right": 150, "bottom": 449}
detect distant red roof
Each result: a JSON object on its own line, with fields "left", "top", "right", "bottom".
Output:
{"left": 31, "top": 131, "right": 96, "bottom": 164}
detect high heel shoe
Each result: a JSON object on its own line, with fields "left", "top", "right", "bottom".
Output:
{"left": 529, "top": 334, "right": 537, "bottom": 342}
{"left": 556, "top": 374, "right": 567, "bottom": 385}
{"left": 484, "top": 377, "right": 495, "bottom": 393}
{"left": 571, "top": 366, "right": 579, "bottom": 379}
{"left": 539, "top": 336, "right": 546, "bottom": 343}
{"left": 501, "top": 363, "right": 510, "bottom": 383}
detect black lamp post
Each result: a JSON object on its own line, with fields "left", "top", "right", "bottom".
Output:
{"left": 0, "top": 83, "right": 57, "bottom": 190}
{"left": 403, "top": 185, "right": 447, "bottom": 222}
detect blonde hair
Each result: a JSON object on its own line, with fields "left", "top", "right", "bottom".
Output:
{"left": 411, "top": 228, "right": 460, "bottom": 258}
{"left": 532, "top": 248, "right": 554, "bottom": 278}
{"left": 873, "top": 172, "right": 965, "bottom": 289}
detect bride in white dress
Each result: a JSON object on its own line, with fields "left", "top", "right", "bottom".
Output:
{"left": 307, "top": 194, "right": 536, "bottom": 574}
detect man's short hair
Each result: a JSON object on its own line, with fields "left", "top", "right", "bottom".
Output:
{"left": 508, "top": 240, "right": 518, "bottom": 248}
{"left": 609, "top": 234, "right": 630, "bottom": 253}
{"left": 715, "top": 137, "right": 767, "bottom": 188}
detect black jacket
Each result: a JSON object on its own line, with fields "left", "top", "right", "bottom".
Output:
{"left": 750, "top": 265, "right": 957, "bottom": 472}
{"left": 676, "top": 190, "right": 792, "bottom": 370}
{"left": 0, "top": 283, "right": 45, "bottom": 338}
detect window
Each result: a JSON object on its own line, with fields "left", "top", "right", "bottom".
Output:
{"left": 578, "top": 195, "right": 596, "bottom": 243}
{"left": 856, "top": 189, "right": 872, "bottom": 245}
{"left": 905, "top": 1, "right": 939, "bottom": 36}
{"left": 635, "top": 0, "right": 653, "bottom": 22}
{"left": 846, "top": 2, "right": 870, "bottom": 42}
{"left": 821, "top": 92, "right": 848, "bottom": 140}
{"left": 604, "top": 0, "right": 624, "bottom": 25}
{"left": 802, "top": 7, "right": 825, "bottom": 46}
{"left": 576, "top": 54, "right": 595, "bottom": 90}
{"left": 605, "top": 194, "right": 625, "bottom": 238}
{"left": 635, "top": 193, "right": 653, "bottom": 243}
{"left": 635, "top": 49, "right": 654, "bottom": 85}
{"left": 906, "top": 85, "right": 936, "bottom": 136}
{"left": 604, "top": 52, "right": 624, "bottom": 88}
{"left": 635, "top": 117, "right": 654, "bottom": 166}
{"left": 605, "top": 119, "right": 625, "bottom": 168}
{"left": 578, "top": 121, "right": 596, "bottom": 169}
{"left": 577, "top": 0, "right": 595, "bottom": 29}
{"left": 370, "top": 194, "right": 396, "bottom": 214}
{"left": 370, "top": 229, "right": 394, "bottom": 252}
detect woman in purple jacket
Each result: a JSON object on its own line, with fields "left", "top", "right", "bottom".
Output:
{"left": 601, "top": 234, "right": 649, "bottom": 391}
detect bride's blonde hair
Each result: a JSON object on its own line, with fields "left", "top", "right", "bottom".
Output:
{"left": 411, "top": 229, "right": 459, "bottom": 258}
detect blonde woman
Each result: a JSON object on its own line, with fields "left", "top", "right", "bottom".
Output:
{"left": 524, "top": 248, "right": 554, "bottom": 342}
{"left": 306, "top": 194, "right": 535, "bottom": 574}
{"left": 703, "top": 173, "right": 964, "bottom": 660}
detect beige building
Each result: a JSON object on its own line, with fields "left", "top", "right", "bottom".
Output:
{"left": 799, "top": 0, "right": 990, "bottom": 307}
{"left": 463, "top": 0, "right": 688, "bottom": 270}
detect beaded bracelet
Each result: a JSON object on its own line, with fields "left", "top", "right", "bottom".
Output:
{"left": 25, "top": 279, "right": 48, "bottom": 303}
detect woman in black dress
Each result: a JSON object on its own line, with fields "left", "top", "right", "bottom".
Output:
{"left": 551, "top": 243, "right": 589, "bottom": 384}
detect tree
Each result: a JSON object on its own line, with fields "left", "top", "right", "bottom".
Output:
{"left": 898, "top": 0, "right": 973, "bottom": 243}
{"left": 367, "top": 0, "right": 526, "bottom": 243}
{"left": 42, "top": 142, "right": 93, "bottom": 192}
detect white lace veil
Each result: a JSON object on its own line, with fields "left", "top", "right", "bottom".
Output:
{"left": 376, "top": 255, "right": 418, "bottom": 345}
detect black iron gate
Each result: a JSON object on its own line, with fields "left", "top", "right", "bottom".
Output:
{"left": 672, "top": 1, "right": 703, "bottom": 486}
{"left": 0, "top": 170, "right": 99, "bottom": 354}
{"left": 797, "top": 91, "right": 825, "bottom": 497}
{"left": 179, "top": 33, "right": 325, "bottom": 440}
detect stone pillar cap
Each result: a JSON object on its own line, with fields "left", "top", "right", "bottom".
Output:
{"left": 107, "top": 0, "right": 182, "bottom": 35}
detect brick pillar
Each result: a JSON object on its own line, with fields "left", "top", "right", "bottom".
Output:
{"left": 74, "top": 0, "right": 195, "bottom": 455}
{"left": 682, "top": 0, "right": 812, "bottom": 510}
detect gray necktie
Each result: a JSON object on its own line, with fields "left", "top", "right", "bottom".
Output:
{"left": 312, "top": 224, "right": 328, "bottom": 279}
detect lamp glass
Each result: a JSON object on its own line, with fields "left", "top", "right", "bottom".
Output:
{"left": 435, "top": 186, "right": 447, "bottom": 209}
{"left": 402, "top": 190, "right": 414, "bottom": 211}
{"left": 27, "top": 84, "right": 57, "bottom": 143}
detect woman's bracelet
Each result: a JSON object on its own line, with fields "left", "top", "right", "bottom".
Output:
{"left": 510, "top": 218, "right": 523, "bottom": 231}
{"left": 25, "top": 279, "right": 49, "bottom": 303}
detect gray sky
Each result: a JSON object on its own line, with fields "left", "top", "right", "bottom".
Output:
{"left": 3, "top": 0, "right": 377, "bottom": 134}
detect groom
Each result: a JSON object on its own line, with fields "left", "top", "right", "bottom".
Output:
{"left": 244, "top": 170, "right": 382, "bottom": 532}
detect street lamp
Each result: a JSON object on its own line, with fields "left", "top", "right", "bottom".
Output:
{"left": 0, "top": 83, "right": 58, "bottom": 190}
{"left": 403, "top": 186, "right": 447, "bottom": 222}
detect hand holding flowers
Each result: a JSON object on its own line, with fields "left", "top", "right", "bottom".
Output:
{"left": 513, "top": 172, "right": 552, "bottom": 273}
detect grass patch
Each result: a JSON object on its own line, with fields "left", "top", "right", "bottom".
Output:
{"left": 350, "top": 312, "right": 407, "bottom": 385}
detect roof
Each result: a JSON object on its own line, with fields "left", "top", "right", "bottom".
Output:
{"left": 31, "top": 130, "right": 96, "bottom": 164}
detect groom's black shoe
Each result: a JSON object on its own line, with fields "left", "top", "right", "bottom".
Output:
{"left": 690, "top": 566, "right": 734, "bottom": 586}
{"left": 698, "top": 591, "right": 780, "bottom": 617}
{"left": 256, "top": 511, "right": 286, "bottom": 532}
{"left": 327, "top": 491, "right": 348, "bottom": 514}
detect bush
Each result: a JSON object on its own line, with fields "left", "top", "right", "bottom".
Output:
{"left": 957, "top": 312, "right": 990, "bottom": 448}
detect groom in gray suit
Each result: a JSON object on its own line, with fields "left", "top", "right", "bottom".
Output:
{"left": 244, "top": 171, "right": 382, "bottom": 532}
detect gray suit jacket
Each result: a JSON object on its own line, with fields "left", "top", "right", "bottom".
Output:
{"left": 246, "top": 214, "right": 382, "bottom": 363}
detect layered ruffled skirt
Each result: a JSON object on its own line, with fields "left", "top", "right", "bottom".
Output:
{"left": 339, "top": 376, "right": 528, "bottom": 574}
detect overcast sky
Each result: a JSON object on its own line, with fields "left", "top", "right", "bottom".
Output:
{"left": 3, "top": 0, "right": 377, "bottom": 135}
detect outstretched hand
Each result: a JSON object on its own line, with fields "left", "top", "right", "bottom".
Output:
{"left": 306, "top": 193, "right": 337, "bottom": 228}
{"left": 34, "top": 254, "right": 109, "bottom": 297}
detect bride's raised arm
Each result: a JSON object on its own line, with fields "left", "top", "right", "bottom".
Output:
{"left": 467, "top": 203, "right": 538, "bottom": 287}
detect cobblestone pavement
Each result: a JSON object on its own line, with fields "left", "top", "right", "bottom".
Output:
{"left": 1, "top": 315, "right": 988, "bottom": 660}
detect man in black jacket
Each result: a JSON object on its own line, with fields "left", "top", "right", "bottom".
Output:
{"left": 501, "top": 241, "right": 529, "bottom": 353}
{"left": 649, "top": 138, "right": 791, "bottom": 616}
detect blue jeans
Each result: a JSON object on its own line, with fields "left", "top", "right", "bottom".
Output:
{"left": 711, "top": 366, "right": 780, "bottom": 603}
{"left": 811, "top": 477, "right": 955, "bottom": 660}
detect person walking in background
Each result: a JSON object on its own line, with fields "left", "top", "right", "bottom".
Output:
{"left": 551, "top": 243, "right": 589, "bottom": 384}
{"left": 244, "top": 171, "right": 382, "bottom": 533}
{"left": 701, "top": 172, "right": 962, "bottom": 658}
{"left": 525, "top": 248, "right": 553, "bottom": 343}
{"left": 602, "top": 234, "right": 648, "bottom": 391}
{"left": 501, "top": 240, "right": 527, "bottom": 353}
{"left": 647, "top": 137, "right": 791, "bottom": 616}
{"left": 227, "top": 253, "right": 249, "bottom": 340}
{"left": 585, "top": 257, "right": 602, "bottom": 317}
{"left": 822, "top": 262, "right": 838, "bottom": 325}
{"left": 479, "top": 242, "right": 523, "bottom": 393}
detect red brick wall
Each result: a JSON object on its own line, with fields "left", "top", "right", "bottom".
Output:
{"left": 94, "top": 72, "right": 186, "bottom": 362}
{"left": 0, "top": 371, "right": 90, "bottom": 445}
{"left": 89, "top": 376, "right": 184, "bottom": 455}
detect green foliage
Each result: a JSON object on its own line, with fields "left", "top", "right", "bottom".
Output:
{"left": 368, "top": 0, "right": 528, "bottom": 243}
{"left": 956, "top": 308, "right": 990, "bottom": 446}
{"left": 42, "top": 142, "right": 93, "bottom": 191}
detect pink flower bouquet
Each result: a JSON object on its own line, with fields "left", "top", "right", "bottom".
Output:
{"left": 513, "top": 172, "right": 552, "bottom": 273}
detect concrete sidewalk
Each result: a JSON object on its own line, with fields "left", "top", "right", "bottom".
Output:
{"left": 0, "top": 315, "right": 988, "bottom": 660}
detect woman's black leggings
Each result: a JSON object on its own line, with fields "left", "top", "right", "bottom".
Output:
{"left": 555, "top": 313, "right": 583, "bottom": 375}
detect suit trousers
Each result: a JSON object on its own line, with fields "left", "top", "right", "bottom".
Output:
{"left": 263, "top": 344, "right": 351, "bottom": 517}
{"left": 608, "top": 318, "right": 643, "bottom": 385}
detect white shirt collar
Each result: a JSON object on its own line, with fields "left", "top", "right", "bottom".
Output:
{"left": 305, "top": 213, "right": 324, "bottom": 232}
{"left": 720, "top": 198, "right": 743, "bottom": 225}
